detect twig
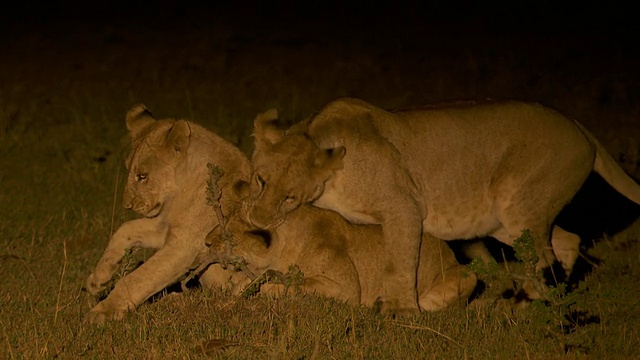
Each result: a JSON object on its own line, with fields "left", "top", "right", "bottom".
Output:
{"left": 578, "top": 252, "right": 600, "bottom": 268}
{"left": 205, "top": 163, "right": 238, "bottom": 263}
{"left": 181, "top": 163, "right": 253, "bottom": 291}
{"left": 181, "top": 163, "right": 305, "bottom": 295}
{"left": 205, "top": 163, "right": 230, "bottom": 241}
{"left": 110, "top": 164, "right": 121, "bottom": 238}
{"left": 53, "top": 239, "right": 67, "bottom": 326}
{"left": 388, "top": 321, "right": 464, "bottom": 348}
{"left": 0, "top": 319, "right": 15, "bottom": 360}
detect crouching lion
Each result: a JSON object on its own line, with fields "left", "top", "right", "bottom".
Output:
{"left": 84, "top": 104, "right": 250, "bottom": 324}
{"left": 200, "top": 199, "right": 477, "bottom": 312}
{"left": 246, "top": 98, "right": 640, "bottom": 315}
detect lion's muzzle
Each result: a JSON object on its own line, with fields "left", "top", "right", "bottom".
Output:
{"left": 246, "top": 203, "right": 278, "bottom": 230}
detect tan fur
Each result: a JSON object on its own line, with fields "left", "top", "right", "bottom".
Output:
{"left": 84, "top": 104, "right": 250, "bottom": 324}
{"left": 247, "top": 97, "right": 640, "bottom": 314}
{"left": 85, "top": 104, "right": 472, "bottom": 324}
{"left": 200, "top": 203, "right": 477, "bottom": 311}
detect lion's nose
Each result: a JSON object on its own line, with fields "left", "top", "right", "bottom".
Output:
{"left": 246, "top": 206, "right": 269, "bottom": 230}
{"left": 247, "top": 215, "right": 258, "bottom": 229}
{"left": 122, "top": 189, "right": 134, "bottom": 209}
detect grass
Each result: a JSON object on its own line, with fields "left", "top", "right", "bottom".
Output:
{"left": 1, "top": 6, "right": 640, "bottom": 359}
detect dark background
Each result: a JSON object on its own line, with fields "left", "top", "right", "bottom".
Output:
{"left": 2, "top": 1, "right": 638, "bottom": 46}
{"left": 3, "top": 1, "right": 640, "bottom": 238}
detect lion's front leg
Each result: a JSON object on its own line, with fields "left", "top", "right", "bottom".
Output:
{"left": 85, "top": 237, "right": 202, "bottom": 324}
{"left": 86, "top": 218, "right": 168, "bottom": 295}
{"left": 379, "top": 205, "right": 423, "bottom": 316}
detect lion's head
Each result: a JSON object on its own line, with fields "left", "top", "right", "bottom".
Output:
{"left": 246, "top": 109, "right": 345, "bottom": 229}
{"left": 122, "top": 104, "right": 191, "bottom": 218}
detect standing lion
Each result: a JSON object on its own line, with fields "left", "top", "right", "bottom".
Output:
{"left": 246, "top": 98, "right": 640, "bottom": 315}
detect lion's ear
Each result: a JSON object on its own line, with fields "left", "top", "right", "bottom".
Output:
{"left": 126, "top": 104, "right": 156, "bottom": 137}
{"left": 314, "top": 146, "right": 345, "bottom": 171}
{"left": 165, "top": 120, "right": 191, "bottom": 153}
{"left": 253, "top": 109, "right": 284, "bottom": 145}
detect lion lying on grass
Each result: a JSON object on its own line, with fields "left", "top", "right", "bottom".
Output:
{"left": 85, "top": 105, "right": 476, "bottom": 324}
{"left": 84, "top": 104, "right": 250, "bottom": 324}
{"left": 245, "top": 98, "right": 640, "bottom": 314}
{"left": 200, "top": 193, "right": 477, "bottom": 311}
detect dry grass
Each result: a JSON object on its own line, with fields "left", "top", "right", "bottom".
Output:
{"left": 1, "top": 5, "right": 640, "bottom": 359}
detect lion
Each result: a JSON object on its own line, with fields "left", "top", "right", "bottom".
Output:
{"left": 85, "top": 104, "right": 474, "bottom": 324}
{"left": 200, "top": 193, "right": 478, "bottom": 311}
{"left": 246, "top": 98, "right": 640, "bottom": 315}
{"left": 84, "top": 104, "right": 250, "bottom": 324}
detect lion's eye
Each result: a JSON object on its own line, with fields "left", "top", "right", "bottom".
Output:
{"left": 136, "top": 173, "right": 148, "bottom": 182}
{"left": 255, "top": 174, "right": 265, "bottom": 188}
{"left": 284, "top": 195, "right": 298, "bottom": 203}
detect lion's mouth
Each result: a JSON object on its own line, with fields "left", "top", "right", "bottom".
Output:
{"left": 246, "top": 212, "right": 284, "bottom": 231}
{"left": 143, "top": 203, "right": 163, "bottom": 218}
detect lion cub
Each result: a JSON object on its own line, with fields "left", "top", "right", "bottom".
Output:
{"left": 201, "top": 190, "right": 477, "bottom": 312}
{"left": 246, "top": 98, "right": 640, "bottom": 314}
{"left": 84, "top": 105, "right": 249, "bottom": 324}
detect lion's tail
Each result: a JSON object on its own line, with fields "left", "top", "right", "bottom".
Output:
{"left": 577, "top": 121, "right": 640, "bottom": 205}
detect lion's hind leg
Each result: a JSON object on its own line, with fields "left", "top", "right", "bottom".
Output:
{"left": 259, "top": 249, "right": 361, "bottom": 305}
{"left": 418, "top": 264, "right": 477, "bottom": 311}
{"left": 301, "top": 246, "right": 361, "bottom": 305}
{"left": 259, "top": 273, "right": 361, "bottom": 305}
{"left": 550, "top": 225, "right": 581, "bottom": 277}
{"left": 417, "top": 235, "right": 477, "bottom": 311}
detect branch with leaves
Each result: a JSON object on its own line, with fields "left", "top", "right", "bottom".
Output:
{"left": 467, "top": 229, "right": 569, "bottom": 306}
{"left": 180, "top": 163, "right": 304, "bottom": 295}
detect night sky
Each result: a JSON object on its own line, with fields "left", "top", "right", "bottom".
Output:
{"left": 2, "top": 1, "right": 638, "bottom": 48}
{"left": 3, "top": 1, "right": 639, "bottom": 149}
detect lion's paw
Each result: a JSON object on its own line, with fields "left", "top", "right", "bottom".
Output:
{"left": 83, "top": 302, "right": 127, "bottom": 325}
{"left": 375, "top": 297, "right": 420, "bottom": 318}
{"left": 85, "top": 273, "right": 107, "bottom": 295}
